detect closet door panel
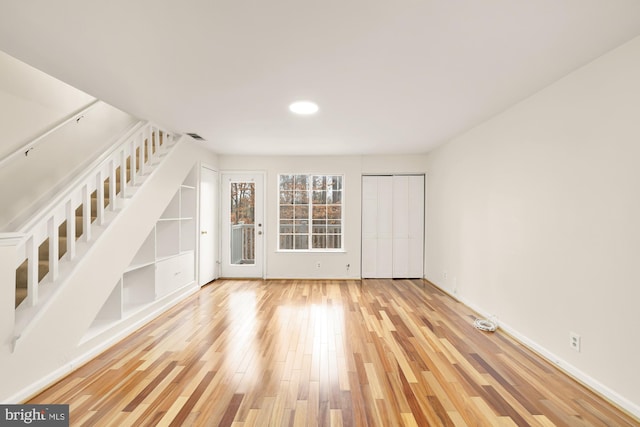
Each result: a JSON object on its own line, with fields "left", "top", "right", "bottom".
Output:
{"left": 377, "top": 236, "right": 393, "bottom": 278}
{"left": 362, "top": 176, "right": 393, "bottom": 278}
{"left": 392, "top": 176, "right": 409, "bottom": 238}
{"left": 376, "top": 177, "right": 393, "bottom": 278}
{"left": 392, "top": 176, "right": 409, "bottom": 278}
{"left": 361, "top": 177, "right": 377, "bottom": 278}
{"left": 377, "top": 177, "right": 393, "bottom": 239}
{"left": 392, "top": 239, "right": 409, "bottom": 278}
{"left": 407, "top": 175, "right": 424, "bottom": 278}
{"left": 361, "top": 240, "right": 378, "bottom": 278}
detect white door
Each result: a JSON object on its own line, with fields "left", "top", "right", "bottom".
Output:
{"left": 199, "top": 166, "right": 218, "bottom": 286}
{"left": 221, "top": 172, "right": 264, "bottom": 278}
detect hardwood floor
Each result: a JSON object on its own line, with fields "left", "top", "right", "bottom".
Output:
{"left": 29, "top": 279, "right": 638, "bottom": 426}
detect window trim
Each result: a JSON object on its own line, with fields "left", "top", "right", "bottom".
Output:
{"left": 277, "top": 173, "right": 345, "bottom": 252}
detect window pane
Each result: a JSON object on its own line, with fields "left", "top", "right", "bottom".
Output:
{"left": 312, "top": 224, "right": 326, "bottom": 234}
{"left": 326, "top": 235, "right": 341, "bottom": 249}
{"left": 312, "top": 176, "right": 326, "bottom": 190}
{"left": 280, "top": 234, "right": 293, "bottom": 250}
{"left": 280, "top": 205, "right": 294, "bottom": 219}
{"left": 327, "top": 190, "right": 341, "bottom": 204}
{"left": 295, "top": 175, "right": 308, "bottom": 190}
{"left": 230, "top": 182, "right": 255, "bottom": 265}
{"left": 280, "top": 191, "right": 293, "bottom": 204}
{"left": 328, "top": 176, "right": 342, "bottom": 190}
{"left": 312, "top": 205, "right": 326, "bottom": 219}
{"left": 294, "top": 220, "right": 309, "bottom": 233}
{"left": 312, "top": 235, "right": 326, "bottom": 249}
{"left": 294, "top": 205, "right": 309, "bottom": 219}
{"left": 327, "top": 206, "right": 341, "bottom": 220}
{"left": 312, "top": 190, "right": 326, "bottom": 204}
{"left": 280, "top": 175, "right": 294, "bottom": 191}
{"left": 294, "top": 190, "right": 309, "bottom": 204}
{"left": 280, "top": 220, "right": 293, "bottom": 233}
{"left": 327, "top": 224, "right": 341, "bottom": 234}
{"left": 294, "top": 235, "right": 308, "bottom": 250}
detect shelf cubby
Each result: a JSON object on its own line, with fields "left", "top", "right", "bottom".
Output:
{"left": 161, "top": 192, "right": 180, "bottom": 219}
{"left": 180, "top": 219, "right": 196, "bottom": 252}
{"left": 156, "top": 220, "right": 180, "bottom": 259}
{"left": 127, "top": 229, "right": 155, "bottom": 271}
{"left": 123, "top": 264, "right": 155, "bottom": 314}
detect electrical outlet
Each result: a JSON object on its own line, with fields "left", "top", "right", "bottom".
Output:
{"left": 316, "top": 261, "right": 321, "bottom": 268}
{"left": 569, "top": 332, "right": 581, "bottom": 352}
{"left": 443, "top": 271, "right": 448, "bottom": 280}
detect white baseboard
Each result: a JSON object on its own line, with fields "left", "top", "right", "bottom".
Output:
{"left": 264, "top": 277, "right": 360, "bottom": 281}
{"left": 424, "top": 278, "right": 640, "bottom": 420}
{"left": 6, "top": 285, "right": 198, "bottom": 404}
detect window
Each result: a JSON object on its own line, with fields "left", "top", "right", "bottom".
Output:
{"left": 278, "top": 174, "right": 343, "bottom": 251}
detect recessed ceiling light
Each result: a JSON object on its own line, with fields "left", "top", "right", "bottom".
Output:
{"left": 289, "top": 100, "right": 319, "bottom": 115}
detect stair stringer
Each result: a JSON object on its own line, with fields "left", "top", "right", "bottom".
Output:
{"left": 0, "top": 139, "right": 202, "bottom": 403}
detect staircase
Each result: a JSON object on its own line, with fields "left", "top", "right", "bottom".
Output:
{"left": 13, "top": 132, "right": 159, "bottom": 308}
{"left": 4, "top": 122, "right": 179, "bottom": 343}
{"left": 0, "top": 102, "right": 207, "bottom": 403}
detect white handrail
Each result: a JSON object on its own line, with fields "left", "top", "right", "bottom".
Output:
{"left": 0, "top": 99, "right": 101, "bottom": 170}
{"left": 14, "top": 119, "right": 146, "bottom": 234}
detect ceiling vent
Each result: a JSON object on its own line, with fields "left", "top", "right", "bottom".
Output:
{"left": 186, "top": 132, "right": 205, "bottom": 141}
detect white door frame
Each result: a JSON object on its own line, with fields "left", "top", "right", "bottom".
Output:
{"left": 220, "top": 171, "right": 266, "bottom": 278}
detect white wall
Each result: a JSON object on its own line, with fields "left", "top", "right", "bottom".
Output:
{"left": 0, "top": 50, "right": 95, "bottom": 160}
{"left": 425, "top": 36, "right": 640, "bottom": 415}
{"left": 219, "top": 154, "right": 427, "bottom": 279}
{"left": 0, "top": 102, "right": 139, "bottom": 230}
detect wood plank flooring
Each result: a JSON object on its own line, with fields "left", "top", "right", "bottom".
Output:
{"left": 29, "top": 279, "right": 639, "bottom": 426}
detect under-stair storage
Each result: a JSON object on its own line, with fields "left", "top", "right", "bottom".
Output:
{"left": 84, "top": 166, "right": 198, "bottom": 340}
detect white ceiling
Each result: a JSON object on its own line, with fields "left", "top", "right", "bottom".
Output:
{"left": 1, "top": 1, "right": 640, "bottom": 155}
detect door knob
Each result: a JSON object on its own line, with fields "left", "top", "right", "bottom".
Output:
{"left": 258, "top": 231, "right": 263, "bottom": 235}
{"left": 201, "top": 230, "right": 208, "bottom": 235}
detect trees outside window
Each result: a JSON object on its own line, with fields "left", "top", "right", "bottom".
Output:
{"left": 278, "top": 174, "right": 343, "bottom": 251}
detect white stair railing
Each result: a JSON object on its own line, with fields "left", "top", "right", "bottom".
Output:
{"left": 0, "top": 120, "right": 177, "bottom": 348}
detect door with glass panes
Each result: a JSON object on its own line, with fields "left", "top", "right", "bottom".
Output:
{"left": 221, "top": 173, "right": 264, "bottom": 278}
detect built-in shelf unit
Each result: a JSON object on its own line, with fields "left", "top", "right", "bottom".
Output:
{"left": 85, "top": 166, "right": 198, "bottom": 340}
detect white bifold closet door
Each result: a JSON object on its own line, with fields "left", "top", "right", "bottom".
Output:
{"left": 361, "top": 175, "right": 424, "bottom": 278}
{"left": 362, "top": 176, "right": 393, "bottom": 278}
